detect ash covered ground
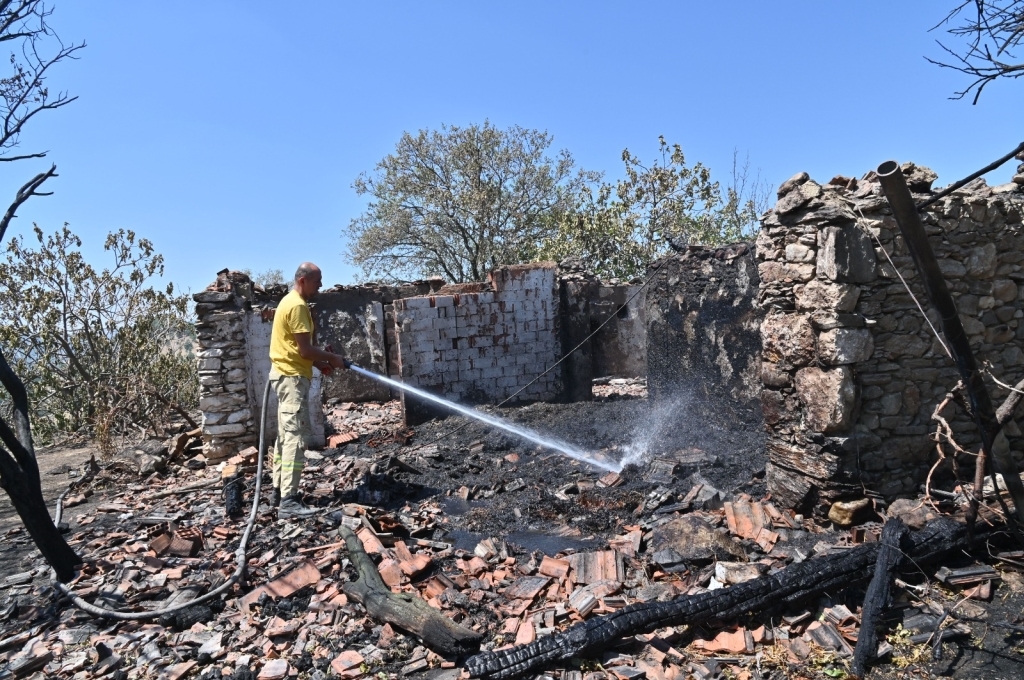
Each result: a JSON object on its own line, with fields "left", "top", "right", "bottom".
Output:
{"left": 335, "top": 384, "right": 766, "bottom": 548}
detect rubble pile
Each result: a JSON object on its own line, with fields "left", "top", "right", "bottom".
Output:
{"left": 3, "top": 403, "right": 1024, "bottom": 680}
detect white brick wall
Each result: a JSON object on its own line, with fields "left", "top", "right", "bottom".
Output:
{"left": 393, "top": 263, "right": 561, "bottom": 404}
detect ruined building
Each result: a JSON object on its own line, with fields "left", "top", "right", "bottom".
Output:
{"left": 193, "top": 163, "right": 1024, "bottom": 513}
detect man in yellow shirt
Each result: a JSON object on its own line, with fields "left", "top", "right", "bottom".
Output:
{"left": 269, "top": 262, "right": 348, "bottom": 519}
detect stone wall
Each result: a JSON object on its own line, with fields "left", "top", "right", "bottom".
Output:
{"left": 194, "top": 291, "right": 258, "bottom": 461}
{"left": 757, "top": 163, "right": 1024, "bottom": 510}
{"left": 393, "top": 263, "right": 561, "bottom": 423}
{"left": 645, "top": 244, "right": 763, "bottom": 424}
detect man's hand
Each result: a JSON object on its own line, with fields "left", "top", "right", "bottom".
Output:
{"left": 315, "top": 360, "right": 335, "bottom": 376}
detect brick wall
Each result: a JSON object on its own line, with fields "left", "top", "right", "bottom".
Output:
{"left": 393, "top": 263, "right": 561, "bottom": 422}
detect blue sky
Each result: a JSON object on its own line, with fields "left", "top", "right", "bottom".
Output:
{"left": 3, "top": 1, "right": 1021, "bottom": 296}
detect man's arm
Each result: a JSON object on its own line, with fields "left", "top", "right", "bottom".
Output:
{"left": 294, "top": 333, "right": 347, "bottom": 369}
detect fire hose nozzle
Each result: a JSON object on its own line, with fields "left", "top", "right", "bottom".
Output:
{"left": 343, "top": 359, "right": 353, "bottom": 369}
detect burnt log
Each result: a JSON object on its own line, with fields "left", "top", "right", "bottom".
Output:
{"left": 850, "top": 518, "right": 908, "bottom": 678}
{"left": 465, "top": 518, "right": 967, "bottom": 680}
{"left": 339, "top": 526, "right": 483, "bottom": 656}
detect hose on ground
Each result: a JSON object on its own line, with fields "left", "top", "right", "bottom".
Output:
{"left": 51, "top": 378, "right": 273, "bottom": 620}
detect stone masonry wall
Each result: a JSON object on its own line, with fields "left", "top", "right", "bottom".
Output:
{"left": 193, "top": 288, "right": 326, "bottom": 461}
{"left": 645, "top": 244, "right": 763, "bottom": 425}
{"left": 757, "top": 163, "right": 1024, "bottom": 511}
{"left": 393, "top": 263, "right": 561, "bottom": 423}
{"left": 194, "top": 291, "right": 257, "bottom": 461}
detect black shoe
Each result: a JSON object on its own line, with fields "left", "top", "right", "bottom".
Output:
{"left": 278, "top": 494, "right": 318, "bottom": 519}
{"left": 270, "top": 487, "right": 281, "bottom": 507}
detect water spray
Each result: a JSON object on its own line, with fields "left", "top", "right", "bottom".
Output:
{"left": 345, "top": 361, "right": 621, "bottom": 473}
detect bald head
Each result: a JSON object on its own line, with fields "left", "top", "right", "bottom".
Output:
{"left": 294, "top": 262, "right": 323, "bottom": 300}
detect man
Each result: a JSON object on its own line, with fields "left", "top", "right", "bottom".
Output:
{"left": 269, "top": 262, "right": 348, "bottom": 519}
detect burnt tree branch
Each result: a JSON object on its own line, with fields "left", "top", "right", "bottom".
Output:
{"left": 339, "top": 526, "right": 482, "bottom": 656}
{"left": 465, "top": 519, "right": 968, "bottom": 680}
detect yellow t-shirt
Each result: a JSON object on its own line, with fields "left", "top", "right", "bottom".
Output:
{"left": 270, "top": 290, "right": 315, "bottom": 378}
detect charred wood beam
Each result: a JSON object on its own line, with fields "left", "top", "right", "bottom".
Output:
{"left": 915, "top": 141, "right": 1024, "bottom": 211}
{"left": 465, "top": 519, "right": 968, "bottom": 680}
{"left": 850, "top": 518, "right": 908, "bottom": 678}
{"left": 338, "top": 526, "right": 483, "bottom": 657}
{"left": 877, "top": 161, "right": 1024, "bottom": 532}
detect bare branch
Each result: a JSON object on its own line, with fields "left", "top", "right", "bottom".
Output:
{"left": 0, "top": 162, "right": 54, "bottom": 242}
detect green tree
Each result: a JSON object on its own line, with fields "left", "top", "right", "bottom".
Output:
{"left": 241, "top": 267, "right": 286, "bottom": 289}
{"left": 930, "top": 1, "right": 1024, "bottom": 103}
{"left": 539, "top": 139, "right": 769, "bottom": 280}
{"left": 0, "top": 225, "right": 196, "bottom": 452}
{"left": 347, "top": 121, "right": 600, "bottom": 283}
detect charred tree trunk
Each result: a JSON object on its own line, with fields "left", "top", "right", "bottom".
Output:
{"left": 0, "top": 350, "right": 82, "bottom": 582}
{"left": 850, "top": 518, "right": 908, "bottom": 678}
{"left": 465, "top": 519, "right": 967, "bottom": 680}
{"left": 339, "top": 526, "right": 482, "bottom": 656}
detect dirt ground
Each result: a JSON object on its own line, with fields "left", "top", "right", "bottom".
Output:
{"left": 0, "top": 442, "right": 101, "bottom": 576}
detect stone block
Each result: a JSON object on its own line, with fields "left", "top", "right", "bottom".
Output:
{"left": 758, "top": 261, "right": 815, "bottom": 283}
{"left": 794, "top": 366, "right": 856, "bottom": 434}
{"left": 819, "top": 225, "right": 877, "bottom": 283}
{"left": 226, "top": 409, "right": 252, "bottom": 424}
{"left": 761, "top": 312, "right": 816, "bottom": 366}
{"left": 204, "top": 423, "right": 248, "bottom": 436}
{"left": 198, "top": 358, "right": 222, "bottom": 371}
{"left": 965, "top": 243, "right": 997, "bottom": 279}
{"left": 993, "top": 279, "right": 1018, "bottom": 302}
{"left": 794, "top": 280, "right": 860, "bottom": 312}
{"left": 200, "top": 392, "right": 247, "bottom": 412}
{"left": 818, "top": 328, "right": 874, "bottom": 365}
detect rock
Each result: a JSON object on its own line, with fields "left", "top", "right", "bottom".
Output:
{"left": 937, "top": 258, "right": 967, "bottom": 277}
{"left": 900, "top": 162, "right": 938, "bottom": 193}
{"left": 204, "top": 424, "right": 248, "bottom": 436}
{"left": 886, "top": 498, "right": 940, "bottom": 530}
{"left": 761, "top": 363, "right": 791, "bottom": 388}
{"left": 778, "top": 171, "right": 810, "bottom": 198}
{"left": 258, "top": 659, "right": 290, "bottom": 680}
{"left": 794, "top": 280, "right": 860, "bottom": 312}
{"left": 785, "top": 243, "right": 815, "bottom": 263}
{"left": 794, "top": 366, "right": 856, "bottom": 433}
{"left": 827, "top": 498, "right": 870, "bottom": 526}
{"left": 965, "top": 243, "right": 997, "bottom": 279}
{"left": 757, "top": 261, "right": 815, "bottom": 283}
{"left": 992, "top": 279, "right": 1018, "bottom": 302}
{"left": 817, "top": 328, "right": 874, "bottom": 365}
{"left": 1013, "top": 173, "right": 1024, "bottom": 186}
{"left": 761, "top": 312, "right": 816, "bottom": 366}
{"left": 117, "top": 440, "right": 168, "bottom": 476}
{"left": 192, "top": 290, "right": 234, "bottom": 303}
{"left": 714, "top": 561, "right": 766, "bottom": 585}
{"left": 648, "top": 516, "right": 747, "bottom": 567}
{"left": 818, "top": 225, "right": 877, "bottom": 283}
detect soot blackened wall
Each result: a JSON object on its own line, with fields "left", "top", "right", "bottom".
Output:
{"left": 645, "top": 244, "right": 763, "bottom": 425}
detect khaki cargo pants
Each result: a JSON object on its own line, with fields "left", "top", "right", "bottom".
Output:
{"left": 270, "top": 369, "right": 311, "bottom": 497}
